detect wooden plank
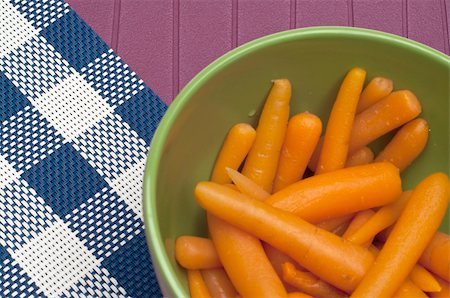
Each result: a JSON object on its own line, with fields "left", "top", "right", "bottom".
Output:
{"left": 353, "top": 0, "right": 403, "bottom": 37}
{"left": 296, "top": 0, "right": 349, "bottom": 27}
{"left": 237, "top": 0, "right": 291, "bottom": 46}
{"left": 179, "top": 0, "right": 233, "bottom": 90}
{"left": 117, "top": 0, "right": 173, "bottom": 104}
{"left": 408, "top": 0, "right": 447, "bottom": 53}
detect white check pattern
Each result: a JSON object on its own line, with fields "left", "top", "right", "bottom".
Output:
{"left": 0, "top": 0, "right": 166, "bottom": 296}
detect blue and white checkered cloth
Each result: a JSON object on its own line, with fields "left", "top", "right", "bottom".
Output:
{"left": 0, "top": 0, "right": 166, "bottom": 296}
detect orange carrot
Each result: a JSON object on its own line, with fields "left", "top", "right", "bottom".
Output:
{"left": 345, "top": 146, "right": 374, "bottom": 167}
{"left": 347, "top": 191, "right": 412, "bottom": 246}
{"left": 226, "top": 167, "right": 270, "bottom": 201}
{"left": 375, "top": 118, "right": 429, "bottom": 172}
{"left": 201, "top": 268, "right": 239, "bottom": 298}
{"left": 349, "top": 90, "right": 422, "bottom": 152}
{"left": 356, "top": 76, "right": 394, "bottom": 113}
{"left": 286, "top": 292, "right": 314, "bottom": 298}
{"left": 263, "top": 242, "right": 299, "bottom": 292}
{"left": 342, "top": 209, "right": 375, "bottom": 247}
{"left": 282, "top": 262, "right": 347, "bottom": 298}
{"left": 207, "top": 214, "right": 287, "bottom": 298}
{"left": 430, "top": 274, "right": 450, "bottom": 298}
{"left": 209, "top": 117, "right": 286, "bottom": 297}
{"left": 242, "top": 79, "right": 292, "bottom": 192}
{"left": 419, "top": 232, "right": 450, "bottom": 282}
{"left": 307, "top": 137, "right": 323, "bottom": 172}
{"left": 316, "top": 214, "right": 353, "bottom": 232}
{"left": 188, "top": 270, "right": 212, "bottom": 298}
{"left": 211, "top": 123, "right": 256, "bottom": 184}
{"left": 195, "top": 182, "right": 375, "bottom": 293}
{"left": 265, "top": 162, "right": 402, "bottom": 223}
{"left": 409, "top": 264, "right": 442, "bottom": 293}
{"left": 392, "top": 279, "right": 428, "bottom": 298}
{"left": 175, "top": 236, "right": 221, "bottom": 270}
{"left": 316, "top": 67, "right": 366, "bottom": 174}
{"left": 273, "top": 112, "right": 322, "bottom": 192}
{"left": 351, "top": 173, "right": 449, "bottom": 298}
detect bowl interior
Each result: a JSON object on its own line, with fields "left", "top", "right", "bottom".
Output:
{"left": 144, "top": 27, "right": 450, "bottom": 297}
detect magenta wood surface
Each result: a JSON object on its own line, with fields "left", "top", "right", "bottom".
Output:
{"left": 68, "top": 0, "right": 450, "bottom": 104}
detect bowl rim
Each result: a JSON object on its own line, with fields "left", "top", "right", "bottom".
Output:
{"left": 143, "top": 26, "right": 450, "bottom": 297}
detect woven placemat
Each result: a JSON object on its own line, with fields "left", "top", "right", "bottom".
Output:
{"left": 0, "top": 0, "right": 166, "bottom": 296}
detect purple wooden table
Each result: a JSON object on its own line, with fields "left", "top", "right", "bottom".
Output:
{"left": 67, "top": 0, "right": 449, "bottom": 105}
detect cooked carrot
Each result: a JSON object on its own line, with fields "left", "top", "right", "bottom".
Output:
{"left": 409, "top": 264, "right": 442, "bottom": 292}
{"left": 351, "top": 173, "right": 449, "bottom": 298}
{"left": 211, "top": 123, "right": 256, "bottom": 184}
{"left": 375, "top": 118, "right": 429, "bottom": 172}
{"left": 201, "top": 268, "right": 238, "bottom": 298}
{"left": 345, "top": 146, "right": 374, "bottom": 167}
{"left": 266, "top": 162, "right": 402, "bottom": 223}
{"left": 430, "top": 274, "right": 450, "bottom": 298}
{"left": 419, "top": 231, "right": 450, "bottom": 282}
{"left": 307, "top": 137, "right": 323, "bottom": 172}
{"left": 175, "top": 236, "right": 221, "bottom": 269}
{"left": 392, "top": 279, "right": 428, "bottom": 298}
{"left": 195, "top": 182, "right": 375, "bottom": 293}
{"left": 273, "top": 112, "right": 322, "bottom": 191}
{"left": 226, "top": 167, "right": 270, "bottom": 201}
{"left": 242, "top": 79, "right": 291, "bottom": 192}
{"left": 286, "top": 292, "right": 314, "bottom": 298}
{"left": 316, "top": 67, "right": 366, "bottom": 174}
{"left": 282, "top": 262, "right": 347, "bottom": 298}
{"left": 347, "top": 191, "right": 412, "bottom": 246}
{"left": 188, "top": 270, "right": 212, "bottom": 298}
{"left": 356, "top": 76, "right": 393, "bottom": 113}
{"left": 263, "top": 242, "right": 299, "bottom": 292}
{"left": 209, "top": 116, "right": 286, "bottom": 298}
{"left": 316, "top": 214, "right": 353, "bottom": 232}
{"left": 349, "top": 90, "right": 422, "bottom": 152}
{"left": 342, "top": 209, "right": 375, "bottom": 247}
{"left": 207, "top": 214, "right": 287, "bottom": 298}
{"left": 369, "top": 244, "right": 440, "bottom": 293}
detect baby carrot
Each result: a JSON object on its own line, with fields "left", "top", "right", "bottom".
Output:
{"left": 345, "top": 146, "right": 374, "bottom": 167}
{"left": 273, "top": 112, "right": 322, "bottom": 192}
{"left": 356, "top": 76, "right": 394, "bottom": 113}
{"left": 263, "top": 242, "right": 299, "bottom": 292}
{"left": 316, "top": 214, "right": 353, "bottom": 232}
{"left": 266, "top": 162, "right": 402, "bottom": 223}
{"left": 342, "top": 209, "right": 375, "bottom": 247}
{"left": 175, "top": 236, "right": 222, "bottom": 269}
{"left": 201, "top": 268, "right": 238, "bottom": 298}
{"left": 349, "top": 90, "right": 422, "bottom": 152}
{"left": 351, "top": 173, "right": 449, "bottom": 298}
{"left": 409, "top": 264, "right": 442, "bottom": 293}
{"left": 347, "top": 191, "right": 412, "bottom": 246}
{"left": 316, "top": 67, "right": 366, "bottom": 174}
{"left": 207, "top": 214, "right": 287, "bottom": 298}
{"left": 392, "top": 279, "right": 428, "bottom": 298}
{"left": 195, "top": 182, "right": 375, "bottom": 293}
{"left": 226, "top": 167, "right": 270, "bottom": 201}
{"left": 430, "top": 274, "right": 450, "bottom": 298}
{"left": 375, "top": 118, "right": 429, "bottom": 172}
{"left": 307, "top": 137, "right": 323, "bottom": 172}
{"left": 188, "top": 270, "right": 212, "bottom": 298}
{"left": 419, "top": 231, "right": 450, "bottom": 282}
{"left": 282, "top": 262, "right": 347, "bottom": 298}
{"left": 211, "top": 123, "right": 256, "bottom": 184}
{"left": 242, "top": 79, "right": 291, "bottom": 192}
{"left": 287, "top": 292, "right": 313, "bottom": 298}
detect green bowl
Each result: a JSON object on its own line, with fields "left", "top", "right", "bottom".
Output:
{"left": 143, "top": 27, "right": 450, "bottom": 297}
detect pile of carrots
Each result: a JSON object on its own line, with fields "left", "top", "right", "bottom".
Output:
{"left": 174, "top": 67, "right": 450, "bottom": 298}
